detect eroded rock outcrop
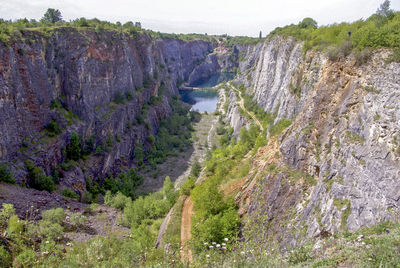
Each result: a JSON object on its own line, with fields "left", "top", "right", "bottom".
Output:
{"left": 0, "top": 28, "right": 221, "bottom": 191}
{"left": 231, "top": 36, "right": 400, "bottom": 249}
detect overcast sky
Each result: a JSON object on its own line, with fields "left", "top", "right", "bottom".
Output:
{"left": 0, "top": 0, "right": 399, "bottom": 37}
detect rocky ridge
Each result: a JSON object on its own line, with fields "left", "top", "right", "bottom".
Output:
{"left": 225, "top": 36, "right": 400, "bottom": 249}
{"left": 0, "top": 28, "right": 228, "bottom": 193}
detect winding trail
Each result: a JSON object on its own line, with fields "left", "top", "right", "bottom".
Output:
{"left": 228, "top": 82, "right": 264, "bottom": 132}
{"left": 180, "top": 197, "right": 194, "bottom": 263}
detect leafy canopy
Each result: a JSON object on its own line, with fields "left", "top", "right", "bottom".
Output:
{"left": 42, "top": 8, "right": 62, "bottom": 24}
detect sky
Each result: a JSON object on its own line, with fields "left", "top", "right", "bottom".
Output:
{"left": 0, "top": 0, "right": 399, "bottom": 37}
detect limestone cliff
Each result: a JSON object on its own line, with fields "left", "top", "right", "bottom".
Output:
{"left": 0, "top": 28, "right": 220, "bottom": 191}
{"left": 228, "top": 36, "right": 400, "bottom": 249}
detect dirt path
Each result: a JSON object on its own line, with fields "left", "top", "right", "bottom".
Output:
{"left": 228, "top": 82, "right": 264, "bottom": 132}
{"left": 155, "top": 207, "right": 173, "bottom": 248}
{"left": 180, "top": 197, "right": 194, "bottom": 263}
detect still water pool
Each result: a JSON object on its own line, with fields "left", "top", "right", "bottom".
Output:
{"left": 179, "top": 72, "right": 234, "bottom": 113}
{"left": 179, "top": 89, "right": 218, "bottom": 113}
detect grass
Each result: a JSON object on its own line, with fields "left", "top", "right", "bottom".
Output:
{"left": 344, "top": 131, "right": 365, "bottom": 144}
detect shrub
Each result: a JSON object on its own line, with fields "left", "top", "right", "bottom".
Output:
{"left": 103, "top": 168, "right": 143, "bottom": 199}
{"left": 288, "top": 243, "right": 313, "bottom": 264}
{"left": 42, "top": 208, "right": 65, "bottom": 225}
{"left": 66, "top": 132, "right": 81, "bottom": 161}
{"left": 25, "top": 160, "right": 55, "bottom": 192}
{"left": 355, "top": 47, "right": 373, "bottom": 65}
{"left": 105, "top": 191, "right": 131, "bottom": 210}
{"left": 180, "top": 176, "right": 195, "bottom": 196}
{"left": 62, "top": 188, "right": 79, "bottom": 200}
{"left": 14, "top": 249, "right": 37, "bottom": 267}
{"left": 7, "top": 215, "right": 24, "bottom": 235}
{"left": 70, "top": 213, "right": 87, "bottom": 228}
{"left": 270, "top": 119, "right": 292, "bottom": 137}
{"left": 387, "top": 48, "right": 400, "bottom": 63}
{"left": 44, "top": 119, "right": 61, "bottom": 136}
{"left": 38, "top": 220, "right": 64, "bottom": 240}
{"left": 113, "top": 91, "right": 125, "bottom": 104}
{"left": 0, "top": 203, "right": 15, "bottom": 228}
{"left": 0, "top": 245, "right": 12, "bottom": 268}
{"left": 0, "top": 164, "right": 15, "bottom": 184}
{"left": 125, "top": 91, "right": 133, "bottom": 101}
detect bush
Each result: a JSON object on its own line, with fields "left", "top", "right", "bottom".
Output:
{"left": 70, "top": 213, "right": 87, "bottom": 228}
{"left": 38, "top": 220, "right": 64, "bottom": 240}
{"left": 113, "top": 91, "right": 125, "bottom": 104}
{"left": 66, "top": 132, "right": 81, "bottom": 161}
{"left": 288, "top": 244, "right": 313, "bottom": 264}
{"left": 62, "top": 188, "right": 79, "bottom": 200}
{"left": 44, "top": 119, "right": 61, "bottom": 136}
{"left": 14, "top": 249, "right": 37, "bottom": 267}
{"left": 269, "top": 118, "right": 292, "bottom": 137}
{"left": 355, "top": 47, "right": 373, "bottom": 65}
{"left": 7, "top": 215, "right": 24, "bottom": 235}
{"left": 25, "top": 160, "right": 55, "bottom": 192}
{"left": 0, "top": 245, "right": 12, "bottom": 268}
{"left": 0, "top": 164, "right": 15, "bottom": 184}
{"left": 180, "top": 176, "right": 195, "bottom": 196}
{"left": 0, "top": 203, "right": 15, "bottom": 228}
{"left": 105, "top": 191, "right": 131, "bottom": 210}
{"left": 42, "top": 208, "right": 65, "bottom": 225}
{"left": 103, "top": 168, "right": 143, "bottom": 199}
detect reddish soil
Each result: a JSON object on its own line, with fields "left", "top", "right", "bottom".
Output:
{"left": 180, "top": 197, "right": 193, "bottom": 263}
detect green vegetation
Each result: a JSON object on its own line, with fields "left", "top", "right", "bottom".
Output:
{"left": 269, "top": 2, "right": 399, "bottom": 56}
{"left": 25, "top": 160, "right": 55, "bottom": 192}
{"left": 44, "top": 119, "right": 61, "bottom": 137}
{"left": 103, "top": 168, "right": 143, "bottom": 199}
{"left": 344, "top": 130, "right": 365, "bottom": 144}
{"left": 61, "top": 188, "right": 79, "bottom": 200}
{"left": 66, "top": 132, "right": 81, "bottom": 161}
{"left": 142, "top": 98, "right": 199, "bottom": 168}
{"left": 237, "top": 84, "right": 292, "bottom": 138}
{"left": 42, "top": 8, "right": 62, "bottom": 24}
{"left": 0, "top": 164, "right": 15, "bottom": 184}
{"left": 188, "top": 220, "right": 400, "bottom": 267}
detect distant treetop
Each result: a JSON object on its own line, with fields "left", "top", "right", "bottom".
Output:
{"left": 42, "top": 8, "right": 62, "bottom": 24}
{"left": 299, "top": 18, "right": 318, "bottom": 29}
{"left": 376, "top": 0, "right": 394, "bottom": 17}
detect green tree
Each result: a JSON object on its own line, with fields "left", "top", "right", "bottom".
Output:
{"left": 376, "top": 0, "right": 393, "bottom": 17}
{"left": 66, "top": 132, "right": 81, "bottom": 160}
{"left": 42, "top": 8, "right": 62, "bottom": 24}
{"left": 162, "top": 176, "right": 177, "bottom": 206}
{"left": 25, "top": 160, "right": 55, "bottom": 192}
{"left": 299, "top": 17, "right": 318, "bottom": 29}
{"left": 0, "top": 164, "right": 15, "bottom": 184}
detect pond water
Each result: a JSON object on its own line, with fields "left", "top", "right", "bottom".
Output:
{"left": 179, "top": 89, "right": 219, "bottom": 113}
{"left": 179, "top": 72, "right": 234, "bottom": 113}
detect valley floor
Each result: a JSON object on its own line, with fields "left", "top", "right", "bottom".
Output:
{"left": 136, "top": 113, "right": 219, "bottom": 194}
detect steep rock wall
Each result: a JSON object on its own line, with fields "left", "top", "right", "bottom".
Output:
{"left": 232, "top": 36, "right": 400, "bottom": 249}
{"left": 0, "top": 28, "right": 218, "bottom": 190}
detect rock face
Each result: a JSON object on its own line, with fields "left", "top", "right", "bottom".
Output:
{"left": 0, "top": 28, "right": 221, "bottom": 190}
{"left": 230, "top": 36, "right": 400, "bottom": 249}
